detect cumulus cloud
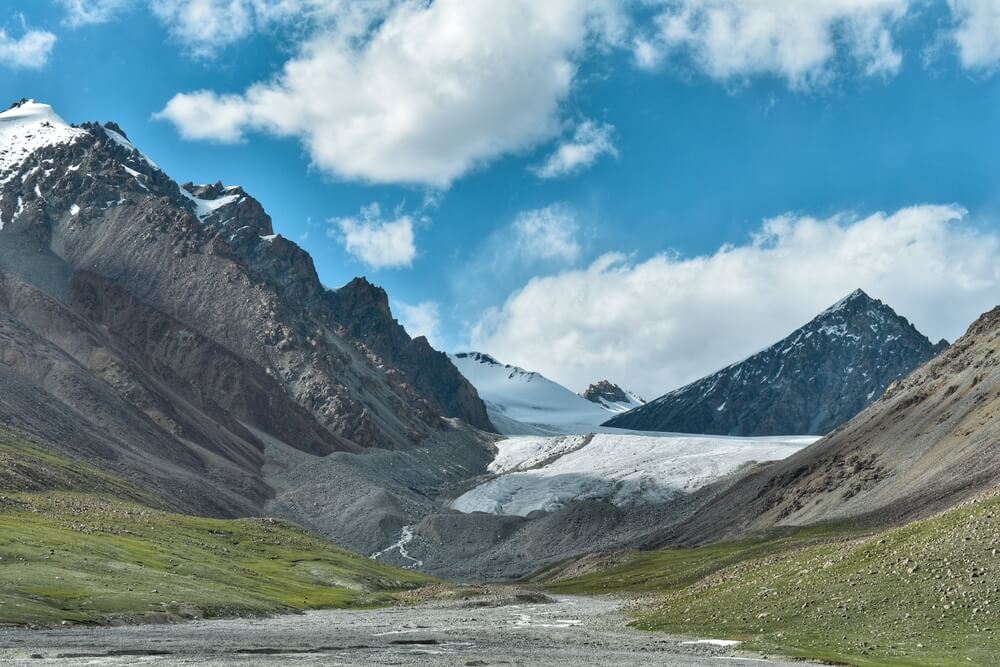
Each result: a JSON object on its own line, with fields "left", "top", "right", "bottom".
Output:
{"left": 150, "top": 0, "right": 256, "bottom": 56}
{"left": 471, "top": 204, "right": 1000, "bottom": 398}
{"left": 948, "top": 0, "right": 1000, "bottom": 70}
{"left": 156, "top": 0, "right": 624, "bottom": 186}
{"left": 512, "top": 205, "right": 582, "bottom": 263}
{"left": 329, "top": 203, "right": 417, "bottom": 269}
{"left": 637, "top": 0, "right": 912, "bottom": 88}
{"left": 0, "top": 27, "right": 57, "bottom": 70}
{"left": 531, "top": 120, "right": 617, "bottom": 179}
{"left": 395, "top": 300, "right": 442, "bottom": 347}
{"left": 150, "top": 0, "right": 373, "bottom": 56}
{"left": 58, "top": 0, "right": 131, "bottom": 27}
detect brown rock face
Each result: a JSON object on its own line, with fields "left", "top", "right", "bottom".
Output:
{"left": 0, "top": 110, "right": 494, "bottom": 516}
{"left": 581, "top": 380, "right": 636, "bottom": 405}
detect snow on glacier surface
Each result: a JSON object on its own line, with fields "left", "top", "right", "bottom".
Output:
{"left": 451, "top": 433, "right": 816, "bottom": 516}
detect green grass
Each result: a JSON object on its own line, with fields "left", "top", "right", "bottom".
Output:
{"left": 0, "top": 493, "right": 435, "bottom": 626}
{"left": 0, "top": 434, "right": 436, "bottom": 626}
{"left": 544, "top": 527, "right": 847, "bottom": 596}
{"left": 547, "top": 496, "right": 1000, "bottom": 666}
{"left": 0, "top": 434, "right": 159, "bottom": 504}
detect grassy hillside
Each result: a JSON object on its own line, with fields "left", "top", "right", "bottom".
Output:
{"left": 0, "top": 435, "right": 434, "bottom": 626}
{"left": 547, "top": 494, "right": 1000, "bottom": 666}
{"left": 0, "top": 433, "right": 159, "bottom": 504}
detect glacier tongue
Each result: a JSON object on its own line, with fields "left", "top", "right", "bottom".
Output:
{"left": 451, "top": 432, "right": 816, "bottom": 516}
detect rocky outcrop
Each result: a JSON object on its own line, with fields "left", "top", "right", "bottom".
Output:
{"left": 582, "top": 381, "right": 631, "bottom": 405}
{"left": 606, "top": 290, "right": 947, "bottom": 436}
{"left": 326, "top": 278, "right": 494, "bottom": 433}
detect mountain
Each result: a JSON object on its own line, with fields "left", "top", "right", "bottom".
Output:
{"left": 605, "top": 289, "right": 947, "bottom": 436}
{"left": 580, "top": 380, "right": 644, "bottom": 413}
{"left": 0, "top": 99, "right": 493, "bottom": 521}
{"left": 663, "top": 301, "right": 1000, "bottom": 545}
{"left": 449, "top": 352, "right": 620, "bottom": 434}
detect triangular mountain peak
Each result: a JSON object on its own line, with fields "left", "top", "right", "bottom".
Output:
{"left": 606, "top": 293, "right": 943, "bottom": 436}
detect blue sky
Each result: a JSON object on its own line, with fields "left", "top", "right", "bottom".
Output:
{"left": 4, "top": 0, "right": 1000, "bottom": 396}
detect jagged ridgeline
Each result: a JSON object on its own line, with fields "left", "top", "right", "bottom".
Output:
{"left": 606, "top": 289, "right": 948, "bottom": 436}
{"left": 0, "top": 99, "right": 495, "bottom": 518}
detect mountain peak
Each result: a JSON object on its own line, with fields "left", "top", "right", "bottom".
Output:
{"left": 0, "top": 99, "right": 66, "bottom": 127}
{"left": 0, "top": 99, "right": 85, "bottom": 208}
{"left": 607, "top": 294, "right": 944, "bottom": 436}
{"left": 820, "top": 288, "right": 877, "bottom": 316}
{"left": 582, "top": 380, "right": 643, "bottom": 404}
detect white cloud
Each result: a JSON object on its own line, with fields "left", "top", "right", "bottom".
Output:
{"left": 0, "top": 28, "right": 57, "bottom": 70}
{"left": 531, "top": 120, "right": 617, "bottom": 179}
{"left": 471, "top": 204, "right": 1000, "bottom": 398}
{"left": 149, "top": 0, "right": 373, "bottom": 56}
{"left": 396, "top": 300, "right": 442, "bottom": 347}
{"left": 150, "top": 0, "right": 256, "bottom": 56}
{"left": 153, "top": 91, "right": 251, "bottom": 143}
{"left": 330, "top": 203, "right": 417, "bottom": 269}
{"left": 638, "top": 0, "right": 912, "bottom": 88}
{"left": 512, "top": 205, "right": 582, "bottom": 263}
{"left": 58, "top": 0, "right": 131, "bottom": 27}
{"left": 156, "top": 0, "right": 625, "bottom": 186}
{"left": 948, "top": 0, "right": 1000, "bottom": 70}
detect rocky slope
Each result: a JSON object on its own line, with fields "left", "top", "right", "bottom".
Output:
{"left": 0, "top": 99, "right": 493, "bottom": 519}
{"left": 660, "top": 301, "right": 1000, "bottom": 545}
{"left": 606, "top": 289, "right": 947, "bottom": 436}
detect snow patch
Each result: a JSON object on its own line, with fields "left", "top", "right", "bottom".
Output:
{"left": 102, "top": 126, "right": 160, "bottom": 170}
{"left": 179, "top": 186, "right": 241, "bottom": 222}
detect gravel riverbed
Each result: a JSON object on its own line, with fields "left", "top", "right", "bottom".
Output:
{"left": 0, "top": 594, "right": 800, "bottom": 666}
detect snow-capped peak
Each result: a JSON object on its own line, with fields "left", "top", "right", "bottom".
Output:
{"left": 0, "top": 99, "right": 85, "bottom": 182}
{"left": 820, "top": 287, "right": 872, "bottom": 316}
{"left": 450, "top": 352, "right": 636, "bottom": 435}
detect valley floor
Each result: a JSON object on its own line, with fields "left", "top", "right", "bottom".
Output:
{"left": 0, "top": 592, "right": 797, "bottom": 666}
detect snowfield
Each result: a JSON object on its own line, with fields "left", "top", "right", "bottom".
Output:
{"left": 449, "top": 352, "right": 624, "bottom": 434}
{"left": 0, "top": 101, "right": 86, "bottom": 182}
{"left": 451, "top": 433, "right": 816, "bottom": 516}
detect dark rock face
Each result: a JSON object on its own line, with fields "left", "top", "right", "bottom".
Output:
{"left": 326, "top": 278, "right": 494, "bottom": 433}
{"left": 0, "top": 106, "right": 493, "bottom": 515}
{"left": 606, "top": 290, "right": 947, "bottom": 436}
{"left": 660, "top": 301, "right": 1000, "bottom": 546}
{"left": 581, "top": 380, "right": 636, "bottom": 405}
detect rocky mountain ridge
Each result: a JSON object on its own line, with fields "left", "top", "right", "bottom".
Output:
{"left": 659, "top": 300, "right": 1000, "bottom": 545}
{"left": 606, "top": 289, "right": 947, "bottom": 436}
{"left": 0, "top": 99, "right": 493, "bottom": 519}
